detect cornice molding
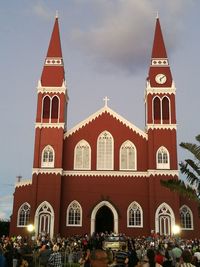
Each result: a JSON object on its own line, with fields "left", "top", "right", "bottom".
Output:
{"left": 32, "top": 168, "right": 63, "bottom": 175}
{"left": 35, "top": 122, "right": 65, "bottom": 129}
{"left": 146, "top": 124, "right": 177, "bottom": 130}
{"left": 15, "top": 179, "right": 32, "bottom": 188}
{"left": 146, "top": 80, "right": 176, "bottom": 95}
{"left": 62, "top": 169, "right": 179, "bottom": 177}
{"left": 37, "top": 80, "right": 67, "bottom": 94}
{"left": 64, "top": 106, "right": 147, "bottom": 140}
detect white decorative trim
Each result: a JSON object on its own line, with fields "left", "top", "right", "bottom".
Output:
{"left": 127, "top": 201, "right": 143, "bottom": 228}
{"left": 146, "top": 80, "right": 176, "bottom": 94}
{"left": 62, "top": 169, "right": 178, "bottom": 177}
{"left": 37, "top": 80, "right": 67, "bottom": 94}
{"left": 15, "top": 179, "right": 32, "bottom": 188}
{"left": 146, "top": 124, "right": 177, "bottom": 130}
{"left": 45, "top": 57, "right": 63, "bottom": 66}
{"left": 151, "top": 58, "right": 169, "bottom": 66}
{"left": 148, "top": 169, "right": 178, "bottom": 176}
{"left": 35, "top": 122, "right": 65, "bottom": 129}
{"left": 32, "top": 168, "right": 63, "bottom": 175}
{"left": 64, "top": 106, "right": 147, "bottom": 140}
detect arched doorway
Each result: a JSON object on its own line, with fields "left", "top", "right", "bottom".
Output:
{"left": 90, "top": 201, "right": 118, "bottom": 234}
{"left": 95, "top": 205, "right": 113, "bottom": 233}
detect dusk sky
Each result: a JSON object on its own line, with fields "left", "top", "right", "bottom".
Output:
{"left": 0, "top": 0, "right": 199, "bottom": 220}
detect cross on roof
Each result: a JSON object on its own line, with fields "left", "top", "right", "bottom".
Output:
{"left": 103, "top": 96, "right": 110, "bottom": 107}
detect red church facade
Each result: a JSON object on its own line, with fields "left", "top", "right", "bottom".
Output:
{"left": 10, "top": 16, "right": 200, "bottom": 239}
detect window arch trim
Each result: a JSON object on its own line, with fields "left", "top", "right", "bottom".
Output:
{"left": 156, "top": 146, "right": 170, "bottom": 169}
{"left": 180, "top": 205, "right": 194, "bottom": 230}
{"left": 17, "top": 202, "right": 31, "bottom": 227}
{"left": 74, "top": 139, "right": 91, "bottom": 170}
{"left": 41, "top": 145, "right": 55, "bottom": 168}
{"left": 66, "top": 200, "right": 82, "bottom": 227}
{"left": 127, "top": 201, "right": 143, "bottom": 228}
{"left": 97, "top": 131, "right": 114, "bottom": 170}
{"left": 120, "top": 140, "right": 137, "bottom": 170}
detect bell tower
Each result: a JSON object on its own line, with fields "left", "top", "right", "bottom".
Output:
{"left": 145, "top": 16, "right": 178, "bottom": 171}
{"left": 31, "top": 16, "right": 68, "bottom": 236}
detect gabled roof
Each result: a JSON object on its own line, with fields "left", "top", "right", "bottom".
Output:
{"left": 65, "top": 105, "right": 147, "bottom": 139}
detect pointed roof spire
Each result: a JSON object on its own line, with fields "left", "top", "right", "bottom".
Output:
{"left": 40, "top": 16, "right": 65, "bottom": 87}
{"left": 151, "top": 17, "right": 167, "bottom": 59}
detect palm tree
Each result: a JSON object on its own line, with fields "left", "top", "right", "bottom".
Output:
{"left": 161, "top": 134, "right": 200, "bottom": 201}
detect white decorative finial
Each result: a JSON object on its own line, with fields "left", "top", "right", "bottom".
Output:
{"left": 103, "top": 96, "right": 110, "bottom": 107}
{"left": 55, "top": 10, "right": 59, "bottom": 18}
{"left": 156, "top": 11, "right": 159, "bottom": 19}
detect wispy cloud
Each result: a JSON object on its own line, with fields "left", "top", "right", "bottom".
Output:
{"left": 32, "top": 1, "right": 53, "bottom": 20}
{"left": 0, "top": 195, "right": 13, "bottom": 220}
{"left": 71, "top": 0, "right": 193, "bottom": 74}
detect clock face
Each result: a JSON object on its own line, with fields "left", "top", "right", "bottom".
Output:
{"left": 155, "top": 73, "right": 167, "bottom": 84}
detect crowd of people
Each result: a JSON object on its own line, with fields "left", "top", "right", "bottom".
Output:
{"left": 0, "top": 232, "right": 200, "bottom": 267}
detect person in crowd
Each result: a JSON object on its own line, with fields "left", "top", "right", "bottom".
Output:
{"left": 0, "top": 245, "right": 6, "bottom": 267}
{"left": 47, "top": 244, "right": 62, "bottom": 267}
{"left": 90, "top": 249, "right": 109, "bottom": 267}
{"left": 179, "top": 249, "right": 196, "bottom": 267}
{"left": 115, "top": 244, "right": 129, "bottom": 267}
{"left": 142, "top": 248, "right": 162, "bottom": 267}
{"left": 171, "top": 244, "right": 182, "bottom": 267}
{"left": 38, "top": 244, "right": 51, "bottom": 267}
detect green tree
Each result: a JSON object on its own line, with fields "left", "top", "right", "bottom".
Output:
{"left": 161, "top": 134, "right": 200, "bottom": 201}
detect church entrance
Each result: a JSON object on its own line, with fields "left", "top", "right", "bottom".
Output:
{"left": 95, "top": 206, "right": 114, "bottom": 233}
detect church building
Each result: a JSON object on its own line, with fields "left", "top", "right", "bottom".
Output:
{"left": 10, "top": 16, "right": 200, "bottom": 239}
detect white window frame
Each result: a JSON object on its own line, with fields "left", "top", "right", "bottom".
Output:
{"left": 127, "top": 201, "right": 143, "bottom": 228}
{"left": 120, "top": 140, "right": 137, "bottom": 170}
{"left": 74, "top": 140, "right": 91, "bottom": 170}
{"left": 180, "top": 205, "right": 193, "bottom": 230}
{"left": 17, "top": 202, "right": 31, "bottom": 227}
{"left": 97, "top": 131, "right": 114, "bottom": 170}
{"left": 66, "top": 200, "right": 82, "bottom": 227}
{"left": 156, "top": 146, "right": 170, "bottom": 169}
{"left": 41, "top": 145, "right": 55, "bottom": 168}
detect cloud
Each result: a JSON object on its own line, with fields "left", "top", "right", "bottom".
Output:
{"left": 71, "top": 0, "right": 194, "bottom": 74}
{"left": 0, "top": 195, "right": 13, "bottom": 220}
{"left": 32, "top": 1, "right": 53, "bottom": 20}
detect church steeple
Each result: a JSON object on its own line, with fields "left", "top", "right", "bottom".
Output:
{"left": 41, "top": 16, "right": 65, "bottom": 87}
{"left": 147, "top": 17, "right": 173, "bottom": 88}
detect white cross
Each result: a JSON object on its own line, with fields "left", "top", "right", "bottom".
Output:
{"left": 103, "top": 96, "right": 110, "bottom": 107}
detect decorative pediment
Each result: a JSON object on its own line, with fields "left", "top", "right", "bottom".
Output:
{"left": 64, "top": 106, "right": 147, "bottom": 139}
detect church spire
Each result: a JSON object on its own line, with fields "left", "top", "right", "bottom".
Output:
{"left": 147, "top": 17, "right": 172, "bottom": 88}
{"left": 151, "top": 17, "right": 167, "bottom": 59}
{"left": 40, "top": 17, "right": 65, "bottom": 87}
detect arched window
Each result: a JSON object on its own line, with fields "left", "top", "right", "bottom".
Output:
{"left": 162, "top": 97, "right": 170, "bottom": 123}
{"left": 42, "top": 96, "right": 51, "bottom": 119}
{"left": 51, "top": 96, "right": 59, "bottom": 119}
{"left": 17, "top": 203, "right": 30, "bottom": 227}
{"left": 120, "top": 141, "right": 136, "bottom": 170}
{"left": 66, "top": 201, "right": 82, "bottom": 226}
{"left": 156, "top": 146, "right": 170, "bottom": 169}
{"left": 153, "top": 97, "right": 161, "bottom": 123}
{"left": 41, "top": 145, "right": 55, "bottom": 168}
{"left": 74, "top": 140, "right": 91, "bottom": 170}
{"left": 127, "top": 202, "right": 143, "bottom": 227}
{"left": 180, "top": 205, "right": 193, "bottom": 230}
{"left": 97, "top": 131, "right": 114, "bottom": 170}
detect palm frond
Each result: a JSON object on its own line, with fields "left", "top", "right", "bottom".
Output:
{"left": 180, "top": 142, "right": 200, "bottom": 161}
{"left": 179, "top": 161, "right": 200, "bottom": 185}
{"left": 160, "top": 179, "right": 199, "bottom": 202}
